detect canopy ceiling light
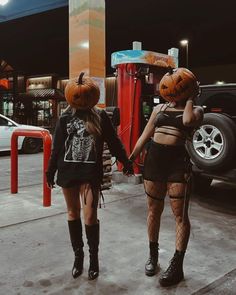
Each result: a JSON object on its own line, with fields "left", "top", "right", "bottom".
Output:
{"left": 0, "top": 0, "right": 9, "bottom": 6}
{"left": 0, "top": 0, "right": 67, "bottom": 22}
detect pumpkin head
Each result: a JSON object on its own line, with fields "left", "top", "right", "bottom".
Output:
{"left": 64, "top": 72, "right": 100, "bottom": 109}
{"left": 159, "top": 67, "right": 199, "bottom": 103}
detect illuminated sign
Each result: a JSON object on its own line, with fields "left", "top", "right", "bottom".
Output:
{"left": 0, "top": 78, "right": 9, "bottom": 89}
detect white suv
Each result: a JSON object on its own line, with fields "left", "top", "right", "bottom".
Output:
{"left": 0, "top": 114, "right": 46, "bottom": 153}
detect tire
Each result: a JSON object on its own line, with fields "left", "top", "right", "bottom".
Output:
{"left": 22, "top": 137, "right": 42, "bottom": 154}
{"left": 192, "top": 173, "right": 212, "bottom": 194}
{"left": 187, "top": 113, "right": 236, "bottom": 171}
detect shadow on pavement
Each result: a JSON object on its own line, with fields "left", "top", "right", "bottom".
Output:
{"left": 193, "top": 181, "right": 236, "bottom": 216}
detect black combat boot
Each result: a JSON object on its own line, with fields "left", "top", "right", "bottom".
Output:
{"left": 159, "top": 250, "right": 185, "bottom": 287}
{"left": 85, "top": 221, "right": 99, "bottom": 280}
{"left": 145, "top": 241, "right": 159, "bottom": 276}
{"left": 68, "top": 219, "right": 84, "bottom": 279}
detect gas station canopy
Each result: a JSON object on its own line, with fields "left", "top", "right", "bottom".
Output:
{"left": 0, "top": 0, "right": 67, "bottom": 22}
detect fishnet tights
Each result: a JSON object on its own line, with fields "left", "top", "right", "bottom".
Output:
{"left": 145, "top": 180, "right": 190, "bottom": 251}
{"left": 168, "top": 182, "right": 190, "bottom": 251}
{"left": 145, "top": 180, "right": 166, "bottom": 242}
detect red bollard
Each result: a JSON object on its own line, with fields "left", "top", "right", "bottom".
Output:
{"left": 11, "top": 129, "right": 52, "bottom": 207}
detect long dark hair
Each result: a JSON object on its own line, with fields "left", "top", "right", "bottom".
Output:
{"left": 64, "top": 105, "right": 101, "bottom": 137}
{"left": 84, "top": 107, "right": 102, "bottom": 137}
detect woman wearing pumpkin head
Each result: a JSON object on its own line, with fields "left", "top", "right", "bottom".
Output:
{"left": 129, "top": 68, "right": 204, "bottom": 287}
{"left": 46, "top": 72, "right": 133, "bottom": 280}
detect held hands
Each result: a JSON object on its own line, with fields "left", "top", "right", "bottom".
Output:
{"left": 45, "top": 171, "right": 55, "bottom": 189}
{"left": 122, "top": 159, "right": 134, "bottom": 176}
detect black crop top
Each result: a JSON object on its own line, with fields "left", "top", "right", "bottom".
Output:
{"left": 154, "top": 104, "right": 194, "bottom": 139}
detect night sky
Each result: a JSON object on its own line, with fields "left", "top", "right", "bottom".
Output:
{"left": 1, "top": 0, "right": 236, "bottom": 77}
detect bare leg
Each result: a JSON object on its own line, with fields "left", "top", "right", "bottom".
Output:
{"left": 62, "top": 186, "right": 83, "bottom": 278}
{"left": 80, "top": 183, "right": 99, "bottom": 225}
{"left": 80, "top": 183, "right": 100, "bottom": 280}
{"left": 62, "top": 186, "right": 81, "bottom": 220}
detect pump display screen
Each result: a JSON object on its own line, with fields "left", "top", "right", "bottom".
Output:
{"left": 153, "top": 97, "right": 160, "bottom": 104}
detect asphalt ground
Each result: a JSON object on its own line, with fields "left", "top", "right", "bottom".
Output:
{"left": 0, "top": 152, "right": 236, "bottom": 295}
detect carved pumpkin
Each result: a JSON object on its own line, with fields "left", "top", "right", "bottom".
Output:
{"left": 159, "top": 67, "right": 199, "bottom": 103}
{"left": 64, "top": 72, "right": 100, "bottom": 109}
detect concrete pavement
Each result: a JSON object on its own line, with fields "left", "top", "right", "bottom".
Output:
{"left": 0, "top": 157, "right": 236, "bottom": 295}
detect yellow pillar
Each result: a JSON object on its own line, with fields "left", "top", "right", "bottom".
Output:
{"left": 69, "top": 0, "right": 106, "bottom": 107}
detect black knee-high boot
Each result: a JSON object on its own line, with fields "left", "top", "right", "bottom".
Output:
{"left": 145, "top": 241, "right": 159, "bottom": 276}
{"left": 159, "top": 250, "right": 185, "bottom": 287}
{"left": 68, "top": 219, "right": 84, "bottom": 278}
{"left": 85, "top": 221, "right": 99, "bottom": 280}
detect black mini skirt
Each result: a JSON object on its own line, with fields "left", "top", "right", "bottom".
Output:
{"left": 143, "top": 140, "right": 191, "bottom": 183}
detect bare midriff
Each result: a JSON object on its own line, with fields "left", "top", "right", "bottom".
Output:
{"left": 153, "top": 126, "right": 185, "bottom": 146}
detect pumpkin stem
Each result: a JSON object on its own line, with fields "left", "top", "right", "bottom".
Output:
{"left": 78, "top": 72, "right": 85, "bottom": 84}
{"left": 167, "top": 66, "right": 174, "bottom": 75}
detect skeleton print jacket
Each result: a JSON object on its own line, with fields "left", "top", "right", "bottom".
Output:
{"left": 46, "top": 108, "right": 129, "bottom": 188}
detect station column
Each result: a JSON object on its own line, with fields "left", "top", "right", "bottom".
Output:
{"left": 68, "top": 0, "right": 106, "bottom": 107}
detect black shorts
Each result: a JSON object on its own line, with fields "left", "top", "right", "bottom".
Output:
{"left": 143, "top": 140, "right": 191, "bottom": 183}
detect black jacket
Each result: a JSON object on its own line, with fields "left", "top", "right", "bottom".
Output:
{"left": 46, "top": 108, "right": 129, "bottom": 188}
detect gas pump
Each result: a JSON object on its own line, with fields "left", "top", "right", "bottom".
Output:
{"left": 111, "top": 46, "right": 178, "bottom": 174}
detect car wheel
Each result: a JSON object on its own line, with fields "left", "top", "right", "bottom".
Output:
{"left": 187, "top": 113, "right": 236, "bottom": 171}
{"left": 22, "top": 137, "right": 42, "bottom": 154}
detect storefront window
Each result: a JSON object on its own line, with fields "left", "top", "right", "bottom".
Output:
{"left": 32, "top": 99, "right": 53, "bottom": 127}
{"left": 58, "top": 101, "right": 68, "bottom": 116}
{"left": 1, "top": 93, "right": 14, "bottom": 118}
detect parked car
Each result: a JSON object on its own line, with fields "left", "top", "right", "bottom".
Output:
{"left": 186, "top": 83, "right": 236, "bottom": 192}
{"left": 0, "top": 114, "right": 45, "bottom": 153}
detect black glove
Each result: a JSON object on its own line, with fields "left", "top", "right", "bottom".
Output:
{"left": 45, "top": 171, "right": 55, "bottom": 188}
{"left": 122, "top": 159, "right": 134, "bottom": 175}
